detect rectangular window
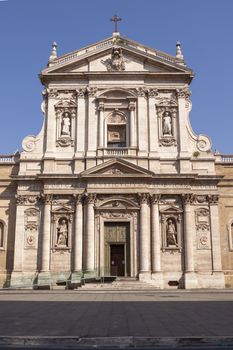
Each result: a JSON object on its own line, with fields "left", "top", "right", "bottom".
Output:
{"left": 107, "top": 125, "right": 126, "bottom": 148}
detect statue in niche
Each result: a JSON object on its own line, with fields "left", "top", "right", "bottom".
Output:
{"left": 166, "top": 218, "right": 178, "bottom": 247}
{"left": 56, "top": 218, "right": 68, "bottom": 247}
{"left": 162, "top": 111, "right": 172, "bottom": 136}
{"left": 61, "top": 112, "right": 71, "bottom": 137}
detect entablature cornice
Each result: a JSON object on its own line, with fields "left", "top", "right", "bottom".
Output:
{"left": 40, "top": 72, "right": 193, "bottom": 85}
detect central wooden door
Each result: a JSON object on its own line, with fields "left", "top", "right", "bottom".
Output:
{"left": 104, "top": 222, "right": 130, "bottom": 276}
{"left": 110, "top": 244, "right": 125, "bottom": 276}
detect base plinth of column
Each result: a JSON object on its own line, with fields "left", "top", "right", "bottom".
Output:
{"left": 37, "top": 271, "right": 51, "bottom": 289}
{"left": 10, "top": 271, "right": 37, "bottom": 289}
{"left": 184, "top": 272, "right": 198, "bottom": 289}
{"left": 151, "top": 272, "right": 164, "bottom": 289}
{"left": 196, "top": 271, "right": 225, "bottom": 289}
{"left": 83, "top": 270, "right": 97, "bottom": 279}
{"left": 71, "top": 271, "right": 82, "bottom": 284}
{"left": 139, "top": 271, "right": 151, "bottom": 281}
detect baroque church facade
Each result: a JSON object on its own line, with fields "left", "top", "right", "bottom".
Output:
{"left": 0, "top": 31, "right": 233, "bottom": 289}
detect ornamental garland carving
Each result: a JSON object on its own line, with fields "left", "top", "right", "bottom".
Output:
{"left": 100, "top": 212, "right": 132, "bottom": 219}
{"left": 24, "top": 208, "right": 40, "bottom": 249}
{"left": 47, "top": 89, "right": 76, "bottom": 101}
{"left": 195, "top": 208, "right": 211, "bottom": 249}
{"left": 16, "top": 195, "right": 39, "bottom": 206}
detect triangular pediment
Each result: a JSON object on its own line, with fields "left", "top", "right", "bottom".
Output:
{"left": 160, "top": 205, "right": 182, "bottom": 213}
{"left": 52, "top": 205, "right": 73, "bottom": 213}
{"left": 81, "top": 159, "right": 154, "bottom": 177}
{"left": 41, "top": 36, "right": 192, "bottom": 76}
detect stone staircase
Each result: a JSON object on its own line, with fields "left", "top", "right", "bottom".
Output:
{"left": 79, "top": 277, "right": 159, "bottom": 291}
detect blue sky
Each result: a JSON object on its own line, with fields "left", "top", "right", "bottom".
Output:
{"left": 0, "top": 0, "right": 233, "bottom": 154}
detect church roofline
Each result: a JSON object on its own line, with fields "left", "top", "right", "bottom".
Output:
{"left": 41, "top": 34, "right": 193, "bottom": 76}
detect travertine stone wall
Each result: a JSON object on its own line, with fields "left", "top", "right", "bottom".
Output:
{"left": 216, "top": 163, "right": 233, "bottom": 287}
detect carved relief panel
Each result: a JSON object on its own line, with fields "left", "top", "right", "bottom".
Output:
{"left": 54, "top": 99, "right": 77, "bottom": 147}
{"left": 24, "top": 208, "right": 40, "bottom": 249}
{"left": 195, "top": 208, "right": 211, "bottom": 250}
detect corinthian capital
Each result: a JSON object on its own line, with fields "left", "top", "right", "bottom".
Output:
{"left": 87, "top": 87, "right": 98, "bottom": 98}
{"left": 86, "top": 193, "right": 97, "bottom": 204}
{"left": 150, "top": 194, "right": 160, "bottom": 205}
{"left": 138, "top": 193, "right": 150, "bottom": 205}
{"left": 148, "top": 88, "right": 158, "bottom": 98}
{"left": 41, "top": 194, "right": 52, "bottom": 205}
{"left": 73, "top": 193, "right": 84, "bottom": 205}
{"left": 207, "top": 194, "right": 219, "bottom": 205}
{"left": 176, "top": 87, "right": 191, "bottom": 99}
{"left": 136, "top": 87, "right": 148, "bottom": 97}
{"left": 182, "top": 193, "right": 194, "bottom": 205}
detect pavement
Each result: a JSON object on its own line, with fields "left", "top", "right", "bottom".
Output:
{"left": 0, "top": 289, "right": 232, "bottom": 348}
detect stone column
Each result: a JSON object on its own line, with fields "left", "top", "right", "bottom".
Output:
{"left": 41, "top": 195, "right": 52, "bottom": 272}
{"left": 45, "top": 89, "right": 56, "bottom": 155}
{"left": 177, "top": 88, "right": 190, "bottom": 154}
{"left": 12, "top": 196, "right": 25, "bottom": 272}
{"left": 129, "top": 102, "right": 136, "bottom": 148}
{"left": 85, "top": 193, "right": 96, "bottom": 275}
{"left": 148, "top": 89, "right": 159, "bottom": 153}
{"left": 74, "top": 88, "right": 86, "bottom": 172}
{"left": 136, "top": 88, "right": 148, "bottom": 157}
{"left": 73, "top": 194, "right": 83, "bottom": 272}
{"left": 177, "top": 88, "right": 192, "bottom": 172}
{"left": 183, "top": 194, "right": 197, "bottom": 289}
{"left": 151, "top": 194, "right": 163, "bottom": 287}
{"left": 138, "top": 193, "right": 151, "bottom": 280}
{"left": 87, "top": 88, "right": 98, "bottom": 167}
{"left": 208, "top": 195, "right": 225, "bottom": 287}
{"left": 75, "top": 88, "right": 86, "bottom": 154}
{"left": 98, "top": 102, "right": 104, "bottom": 148}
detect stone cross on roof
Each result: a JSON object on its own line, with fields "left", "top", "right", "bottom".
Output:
{"left": 110, "top": 15, "right": 122, "bottom": 33}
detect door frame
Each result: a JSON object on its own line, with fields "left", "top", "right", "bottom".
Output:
{"left": 97, "top": 214, "right": 138, "bottom": 277}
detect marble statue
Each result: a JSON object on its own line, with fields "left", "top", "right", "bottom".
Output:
{"left": 61, "top": 113, "right": 71, "bottom": 137}
{"left": 57, "top": 218, "right": 68, "bottom": 246}
{"left": 163, "top": 111, "right": 172, "bottom": 136}
{"left": 166, "top": 219, "right": 178, "bottom": 246}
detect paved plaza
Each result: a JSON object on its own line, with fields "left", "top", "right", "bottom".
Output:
{"left": 0, "top": 290, "right": 232, "bottom": 338}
